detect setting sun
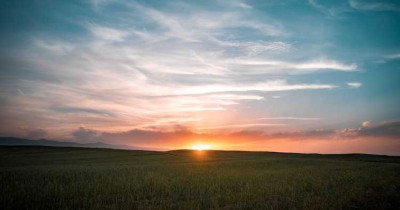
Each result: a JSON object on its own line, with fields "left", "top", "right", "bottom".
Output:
{"left": 191, "top": 145, "right": 211, "bottom": 151}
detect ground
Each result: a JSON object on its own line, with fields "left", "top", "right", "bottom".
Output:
{"left": 1, "top": 146, "right": 399, "bottom": 209}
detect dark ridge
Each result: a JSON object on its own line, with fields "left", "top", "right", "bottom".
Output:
{"left": 0, "top": 137, "right": 166, "bottom": 151}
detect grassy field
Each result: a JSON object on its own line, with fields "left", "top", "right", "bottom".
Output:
{"left": 1, "top": 146, "right": 400, "bottom": 209}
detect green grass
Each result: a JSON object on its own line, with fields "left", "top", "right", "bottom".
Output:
{"left": 1, "top": 146, "right": 400, "bottom": 209}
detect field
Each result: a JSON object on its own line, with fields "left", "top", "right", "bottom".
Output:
{"left": 1, "top": 146, "right": 400, "bottom": 209}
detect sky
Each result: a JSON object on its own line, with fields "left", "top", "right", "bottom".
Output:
{"left": 0, "top": 0, "right": 399, "bottom": 155}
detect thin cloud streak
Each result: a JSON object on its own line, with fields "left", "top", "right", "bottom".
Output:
{"left": 349, "top": 0, "right": 400, "bottom": 12}
{"left": 198, "top": 123, "right": 286, "bottom": 130}
{"left": 89, "top": 25, "right": 129, "bottom": 42}
{"left": 308, "top": 0, "right": 349, "bottom": 16}
{"left": 347, "top": 82, "right": 362, "bottom": 88}
{"left": 258, "top": 117, "right": 321, "bottom": 121}
{"left": 385, "top": 53, "right": 400, "bottom": 59}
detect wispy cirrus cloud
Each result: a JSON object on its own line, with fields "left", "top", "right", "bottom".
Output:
{"left": 309, "top": 0, "right": 400, "bottom": 16}
{"left": 34, "top": 39, "right": 75, "bottom": 54}
{"left": 349, "top": 0, "right": 400, "bottom": 12}
{"left": 258, "top": 117, "right": 320, "bottom": 121}
{"left": 88, "top": 25, "right": 129, "bottom": 42}
{"left": 226, "top": 58, "right": 357, "bottom": 74}
{"left": 52, "top": 106, "right": 115, "bottom": 117}
{"left": 128, "top": 1, "right": 284, "bottom": 38}
{"left": 384, "top": 53, "right": 400, "bottom": 60}
{"left": 347, "top": 82, "right": 362, "bottom": 88}
{"left": 308, "top": 0, "right": 347, "bottom": 16}
{"left": 198, "top": 123, "right": 286, "bottom": 130}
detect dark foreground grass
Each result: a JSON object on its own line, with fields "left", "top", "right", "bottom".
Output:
{"left": 1, "top": 146, "right": 400, "bottom": 210}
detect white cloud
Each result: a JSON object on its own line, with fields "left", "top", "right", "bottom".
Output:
{"left": 151, "top": 80, "right": 337, "bottom": 96}
{"left": 258, "top": 117, "right": 320, "bottom": 121}
{"left": 362, "top": 121, "right": 371, "bottom": 127}
{"left": 89, "top": 0, "right": 119, "bottom": 11}
{"left": 129, "top": 1, "right": 283, "bottom": 39}
{"left": 210, "top": 38, "right": 291, "bottom": 56}
{"left": 225, "top": 59, "right": 357, "bottom": 74}
{"left": 347, "top": 82, "right": 362, "bottom": 88}
{"left": 349, "top": 0, "right": 400, "bottom": 12}
{"left": 235, "top": 2, "right": 252, "bottom": 9}
{"left": 294, "top": 60, "right": 357, "bottom": 71}
{"left": 199, "top": 123, "right": 285, "bottom": 130}
{"left": 89, "top": 25, "right": 128, "bottom": 41}
{"left": 34, "top": 39, "right": 74, "bottom": 54}
{"left": 384, "top": 53, "right": 400, "bottom": 60}
{"left": 308, "top": 0, "right": 347, "bottom": 16}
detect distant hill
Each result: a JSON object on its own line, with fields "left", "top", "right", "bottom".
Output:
{"left": 0, "top": 137, "right": 166, "bottom": 151}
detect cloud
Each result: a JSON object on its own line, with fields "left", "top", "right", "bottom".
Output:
{"left": 268, "top": 129, "right": 337, "bottom": 140}
{"left": 347, "top": 82, "right": 362, "bottom": 88}
{"left": 88, "top": 128, "right": 195, "bottom": 146}
{"left": 89, "top": 0, "right": 116, "bottom": 7}
{"left": 294, "top": 60, "right": 357, "bottom": 71}
{"left": 0, "top": 0, "right": 362, "bottom": 139}
{"left": 349, "top": 0, "right": 400, "bottom": 12}
{"left": 34, "top": 39, "right": 74, "bottom": 54}
{"left": 52, "top": 106, "right": 115, "bottom": 117}
{"left": 353, "top": 121, "right": 400, "bottom": 138}
{"left": 234, "top": 2, "right": 252, "bottom": 9}
{"left": 210, "top": 39, "right": 291, "bottom": 56}
{"left": 89, "top": 25, "right": 128, "bottom": 41}
{"left": 65, "top": 120, "right": 400, "bottom": 149}
{"left": 226, "top": 59, "right": 357, "bottom": 74}
{"left": 258, "top": 117, "right": 320, "bottom": 121}
{"left": 362, "top": 121, "right": 371, "bottom": 127}
{"left": 309, "top": 0, "right": 400, "bottom": 16}
{"left": 384, "top": 53, "right": 400, "bottom": 60}
{"left": 156, "top": 80, "right": 337, "bottom": 96}
{"left": 72, "top": 127, "right": 98, "bottom": 142}
{"left": 199, "top": 123, "right": 285, "bottom": 130}
{"left": 130, "top": 2, "right": 283, "bottom": 38}
{"left": 308, "top": 0, "right": 349, "bottom": 16}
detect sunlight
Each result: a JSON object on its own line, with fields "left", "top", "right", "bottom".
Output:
{"left": 191, "top": 145, "right": 211, "bottom": 151}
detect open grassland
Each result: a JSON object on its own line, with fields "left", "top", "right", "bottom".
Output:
{"left": 1, "top": 146, "right": 400, "bottom": 210}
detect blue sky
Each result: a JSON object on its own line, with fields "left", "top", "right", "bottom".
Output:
{"left": 0, "top": 0, "right": 399, "bottom": 154}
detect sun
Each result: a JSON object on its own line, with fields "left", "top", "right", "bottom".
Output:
{"left": 191, "top": 145, "right": 211, "bottom": 151}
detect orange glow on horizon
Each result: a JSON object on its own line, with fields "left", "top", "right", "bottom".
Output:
{"left": 191, "top": 144, "right": 211, "bottom": 151}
